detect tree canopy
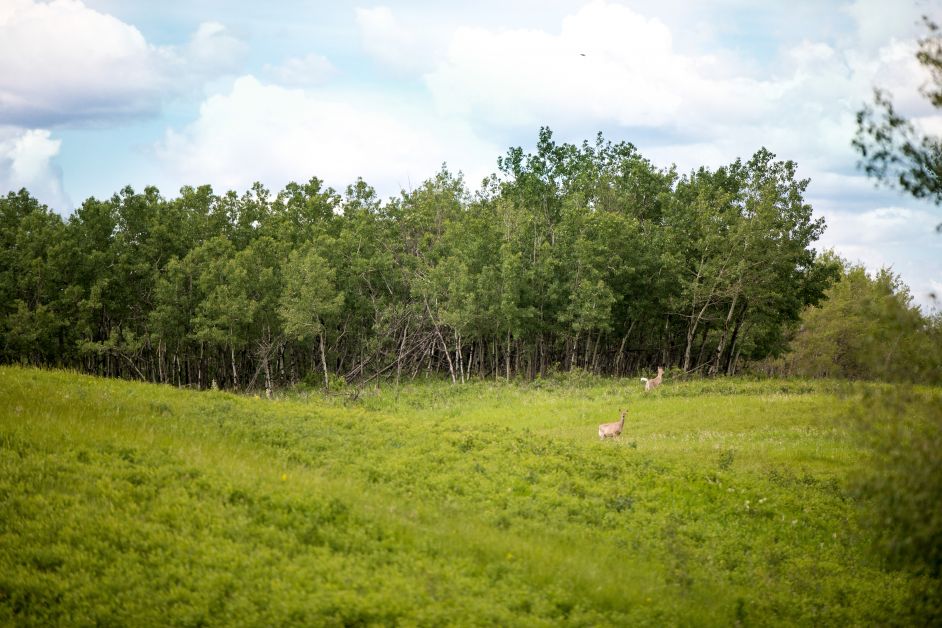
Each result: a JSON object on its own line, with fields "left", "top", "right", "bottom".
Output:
{"left": 0, "top": 130, "right": 836, "bottom": 389}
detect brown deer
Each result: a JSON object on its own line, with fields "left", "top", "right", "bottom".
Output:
{"left": 598, "top": 408, "right": 627, "bottom": 440}
{"left": 641, "top": 367, "right": 664, "bottom": 392}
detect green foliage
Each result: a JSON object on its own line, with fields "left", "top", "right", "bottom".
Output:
{"left": 849, "top": 387, "right": 942, "bottom": 623}
{"left": 0, "top": 190, "right": 68, "bottom": 364}
{"left": 0, "top": 130, "right": 835, "bottom": 389}
{"left": 783, "top": 258, "right": 940, "bottom": 384}
{"left": 279, "top": 244, "right": 343, "bottom": 342}
{"left": 1, "top": 367, "right": 934, "bottom": 624}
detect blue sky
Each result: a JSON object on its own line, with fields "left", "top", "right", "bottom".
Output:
{"left": 1, "top": 0, "right": 940, "bottom": 308}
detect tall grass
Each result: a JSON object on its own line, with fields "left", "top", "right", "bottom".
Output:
{"left": 0, "top": 367, "right": 931, "bottom": 625}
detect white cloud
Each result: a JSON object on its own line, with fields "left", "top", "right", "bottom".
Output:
{"left": 0, "top": 127, "right": 70, "bottom": 210}
{"left": 0, "top": 0, "right": 246, "bottom": 126}
{"left": 184, "top": 21, "right": 248, "bottom": 74}
{"left": 355, "top": 6, "right": 436, "bottom": 74}
{"left": 422, "top": 1, "right": 931, "bottom": 171}
{"left": 0, "top": 0, "right": 161, "bottom": 125}
{"left": 820, "top": 207, "right": 937, "bottom": 246}
{"left": 155, "top": 75, "right": 500, "bottom": 197}
{"left": 263, "top": 53, "right": 337, "bottom": 87}
{"left": 425, "top": 1, "right": 782, "bottom": 131}
{"left": 843, "top": 0, "right": 923, "bottom": 50}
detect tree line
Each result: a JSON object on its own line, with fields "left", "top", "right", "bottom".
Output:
{"left": 1, "top": 129, "right": 837, "bottom": 392}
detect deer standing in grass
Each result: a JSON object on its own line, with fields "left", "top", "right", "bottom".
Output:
{"left": 599, "top": 408, "right": 627, "bottom": 440}
{"left": 641, "top": 367, "right": 664, "bottom": 392}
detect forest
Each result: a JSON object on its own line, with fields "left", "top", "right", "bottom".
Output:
{"left": 1, "top": 129, "right": 938, "bottom": 392}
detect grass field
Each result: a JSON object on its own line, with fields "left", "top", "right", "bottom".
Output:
{"left": 0, "top": 367, "right": 931, "bottom": 625}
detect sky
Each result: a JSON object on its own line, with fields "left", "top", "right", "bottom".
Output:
{"left": 1, "top": 0, "right": 941, "bottom": 309}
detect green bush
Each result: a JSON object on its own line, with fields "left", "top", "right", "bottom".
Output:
{"left": 850, "top": 387, "right": 942, "bottom": 622}
{"left": 784, "top": 261, "right": 941, "bottom": 384}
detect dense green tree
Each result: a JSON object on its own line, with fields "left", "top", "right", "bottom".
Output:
{"left": 0, "top": 129, "right": 846, "bottom": 388}
{"left": 189, "top": 236, "right": 256, "bottom": 388}
{"left": 235, "top": 236, "right": 284, "bottom": 395}
{"left": 0, "top": 190, "right": 67, "bottom": 364}
{"left": 150, "top": 254, "right": 200, "bottom": 385}
{"left": 279, "top": 243, "right": 344, "bottom": 389}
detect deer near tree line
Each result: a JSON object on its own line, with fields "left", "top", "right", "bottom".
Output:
{"left": 598, "top": 408, "right": 627, "bottom": 440}
{"left": 641, "top": 367, "right": 664, "bottom": 391}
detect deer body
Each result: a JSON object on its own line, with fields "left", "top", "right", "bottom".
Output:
{"left": 640, "top": 367, "right": 664, "bottom": 392}
{"left": 599, "top": 409, "right": 627, "bottom": 440}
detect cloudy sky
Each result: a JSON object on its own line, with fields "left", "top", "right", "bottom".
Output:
{"left": 1, "top": 0, "right": 940, "bottom": 308}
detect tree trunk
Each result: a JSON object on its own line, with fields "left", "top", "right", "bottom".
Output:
{"left": 230, "top": 343, "right": 239, "bottom": 390}
{"left": 614, "top": 334, "right": 627, "bottom": 376}
{"left": 515, "top": 339, "right": 521, "bottom": 376}
{"left": 467, "top": 343, "right": 474, "bottom": 381}
{"left": 683, "top": 297, "right": 714, "bottom": 372}
{"left": 319, "top": 331, "right": 329, "bottom": 389}
{"left": 662, "top": 317, "right": 670, "bottom": 369}
{"left": 725, "top": 311, "right": 747, "bottom": 375}
{"left": 584, "top": 332, "right": 592, "bottom": 369}
{"left": 456, "top": 332, "right": 465, "bottom": 384}
{"left": 396, "top": 322, "right": 408, "bottom": 387}
{"left": 426, "top": 298, "right": 456, "bottom": 384}
{"left": 570, "top": 333, "right": 579, "bottom": 372}
{"left": 694, "top": 323, "right": 711, "bottom": 372}
{"left": 728, "top": 344, "right": 742, "bottom": 376}
{"left": 157, "top": 339, "right": 166, "bottom": 384}
{"left": 262, "top": 352, "right": 273, "bottom": 399}
{"left": 710, "top": 288, "right": 740, "bottom": 376}
{"left": 494, "top": 335, "right": 498, "bottom": 382}
{"left": 591, "top": 331, "right": 601, "bottom": 373}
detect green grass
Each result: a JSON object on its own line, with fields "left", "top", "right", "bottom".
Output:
{"left": 0, "top": 367, "right": 931, "bottom": 626}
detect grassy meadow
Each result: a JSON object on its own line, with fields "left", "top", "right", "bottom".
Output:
{"left": 0, "top": 366, "right": 933, "bottom": 625}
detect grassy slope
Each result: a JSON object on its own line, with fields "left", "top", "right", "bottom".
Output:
{"left": 0, "top": 367, "right": 921, "bottom": 626}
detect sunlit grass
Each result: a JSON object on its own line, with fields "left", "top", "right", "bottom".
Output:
{"left": 0, "top": 366, "right": 930, "bottom": 625}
